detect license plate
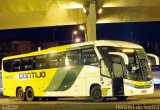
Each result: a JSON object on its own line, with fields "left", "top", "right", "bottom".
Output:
{"left": 141, "top": 90, "right": 147, "bottom": 93}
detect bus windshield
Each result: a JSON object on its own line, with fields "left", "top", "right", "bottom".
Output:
{"left": 98, "top": 47, "right": 152, "bottom": 81}
{"left": 121, "top": 49, "right": 152, "bottom": 81}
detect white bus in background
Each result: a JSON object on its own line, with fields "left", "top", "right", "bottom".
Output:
{"left": 147, "top": 53, "right": 159, "bottom": 67}
{"left": 147, "top": 53, "right": 160, "bottom": 85}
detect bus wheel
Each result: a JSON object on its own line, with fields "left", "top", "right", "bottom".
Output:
{"left": 91, "top": 86, "right": 106, "bottom": 102}
{"left": 26, "top": 87, "right": 35, "bottom": 101}
{"left": 17, "top": 88, "right": 26, "bottom": 101}
{"left": 116, "top": 96, "right": 128, "bottom": 101}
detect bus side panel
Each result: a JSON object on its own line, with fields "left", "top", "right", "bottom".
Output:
{"left": 43, "top": 66, "right": 84, "bottom": 97}
{"left": 44, "top": 66, "right": 101, "bottom": 97}
{"left": 68, "top": 77, "right": 86, "bottom": 96}
{"left": 101, "top": 77, "right": 113, "bottom": 97}
{"left": 2, "top": 69, "right": 58, "bottom": 97}
{"left": 2, "top": 71, "right": 15, "bottom": 96}
{"left": 27, "top": 69, "right": 58, "bottom": 97}
{"left": 80, "top": 66, "right": 113, "bottom": 97}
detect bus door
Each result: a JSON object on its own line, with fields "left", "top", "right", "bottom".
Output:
{"left": 108, "top": 52, "right": 128, "bottom": 96}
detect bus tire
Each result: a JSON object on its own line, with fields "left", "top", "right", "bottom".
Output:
{"left": 16, "top": 88, "right": 26, "bottom": 101}
{"left": 116, "top": 96, "right": 128, "bottom": 101}
{"left": 26, "top": 87, "right": 35, "bottom": 101}
{"left": 91, "top": 86, "right": 106, "bottom": 102}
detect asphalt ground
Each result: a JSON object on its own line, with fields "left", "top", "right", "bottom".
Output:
{"left": 0, "top": 88, "right": 160, "bottom": 110}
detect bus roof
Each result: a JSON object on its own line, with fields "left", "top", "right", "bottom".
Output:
{"left": 70, "top": 40, "right": 143, "bottom": 49}
{"left": 3, "top": 40, "right": 143, "bottom": 60}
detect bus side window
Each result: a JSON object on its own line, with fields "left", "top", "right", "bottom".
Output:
{"left": 12, "top": 59, "right": 21, "bottom": 72}
{"left": 64, "top": 51, "right": 79, "bottom": 66}
{"left": 3, "top": 60, "right": 12, "bottom": 72}
{"left": 60, "top": 55, "right": 66, "bottom": 67}
{"left": 21, "top": 57, "right": 35, "bottom": 70}
{"left": 36, "top": 55, "right": 48, "bottom": 69}
{"left": 81, "top": 48, "right": 98, "bottom": 66}
{"left": 49, "top": 52, "right": 62, "bottom": 68}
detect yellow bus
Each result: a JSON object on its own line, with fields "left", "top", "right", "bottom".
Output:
{"left": 2, "top": 40, "right": 154, "bottom": 101}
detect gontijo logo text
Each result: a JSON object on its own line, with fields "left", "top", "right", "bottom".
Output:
{"left": 19, "top": 71, "right": 46, "bottom": 79}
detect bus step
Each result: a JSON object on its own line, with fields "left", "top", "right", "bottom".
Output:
{"left": 114, "top": 91, "right": 124, "bottom": 95}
